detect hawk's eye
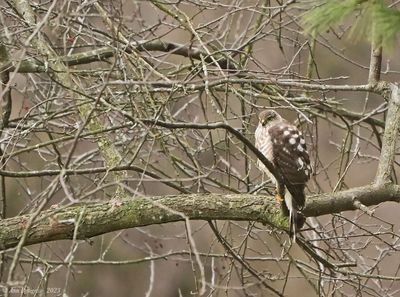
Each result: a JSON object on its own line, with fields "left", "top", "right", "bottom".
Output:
{"left": 265, "top": 114, "right": 275, "bottom": 122}
{"left": 260, "top": 112, "right": 276, "bottom": 126}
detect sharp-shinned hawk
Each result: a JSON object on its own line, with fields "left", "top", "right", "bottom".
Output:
{"left": 255, "top": 110, "right": 311, "bottom": 241}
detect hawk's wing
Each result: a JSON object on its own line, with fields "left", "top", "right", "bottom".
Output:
{"left": 268, "top": 123, "right": 311, "bottom": 209}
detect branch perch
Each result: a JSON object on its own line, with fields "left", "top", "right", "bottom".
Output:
{"left": 0, "top": 184, "right": 398, "bottom": 250}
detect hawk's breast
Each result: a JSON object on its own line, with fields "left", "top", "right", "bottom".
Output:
{"left": 255, "top": 124, "right": 276, "bottom": 184}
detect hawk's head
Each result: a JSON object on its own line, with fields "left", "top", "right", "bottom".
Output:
{"left": 258, "top": 110, "right": 282, "bottom": 127}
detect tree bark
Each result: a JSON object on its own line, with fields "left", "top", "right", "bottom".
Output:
{"left": 0, "top": 184, "right": 398, "bottom": 250}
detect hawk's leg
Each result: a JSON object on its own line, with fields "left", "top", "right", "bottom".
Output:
{"left": 275, "top": 183, "right": 290, "bottom": 215}
{"left": 275, "top": 182, "right": 285, "bottom": 204}
{"left": 275, "top": 190, "right": 284, "bottom": 204}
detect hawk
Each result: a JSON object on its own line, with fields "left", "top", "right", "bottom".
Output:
{"left": 255, "top": 110, "right": 311, "bottom": 241}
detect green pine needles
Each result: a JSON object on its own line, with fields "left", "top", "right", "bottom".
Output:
{"left": 302, "top": 0, "right": 400, "bottom": 48}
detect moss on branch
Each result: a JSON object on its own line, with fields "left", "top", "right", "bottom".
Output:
{"left": 0, "top": 184, "right": 399, "bottom": 250}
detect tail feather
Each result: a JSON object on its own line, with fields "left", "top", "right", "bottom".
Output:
{"left": 289, "top": 209, "right": 297, "bottom": 242}
{"left": 285, "top": 191, "right": 304, "bottom": 242}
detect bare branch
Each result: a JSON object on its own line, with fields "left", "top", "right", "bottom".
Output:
{"left": 0, "top": 184, "right": 398, "bottom": 250}
{"left": 368, "top": 46, "right": 382, "bottom": 84}
{"left": 375, "top": 83, "right": 400, "bottom": 185}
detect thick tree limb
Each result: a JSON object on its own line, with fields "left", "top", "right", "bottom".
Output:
{"left": 0, "top": 184, "right": 398, "bottom": 250}
{"left": 375, "top": 83, "right": 400, "bottom": 185}
{"left": 368, "top": 45, "right": 382, "bottom": 84}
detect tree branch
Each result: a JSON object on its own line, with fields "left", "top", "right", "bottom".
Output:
{"left": 0, "top": 40, "right": 234, "bottom": 74}
{"left": 0, "top": 40, "right": 388, "bottom": 94}
{"left": 0, "top": 184, "right": 398, "bottom": 250}
{"left": 368, "top": 45, "right": 382, "bottom": 84}
{"left": 375, "top": 83, "right": 400, "bottom": 185}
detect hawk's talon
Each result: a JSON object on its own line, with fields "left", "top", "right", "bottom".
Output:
{"left": 275, "top": 193, "right": 284, "bottom": 204}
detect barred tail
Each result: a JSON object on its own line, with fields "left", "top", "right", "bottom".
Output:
{"left": 284, "top": 191, "right": 305, "bottom": 242}
{"left": 289, "top": 208, "right": 297, "bottom": 242}
{"left": 285, "top": 192, "right": 296, "bottom": 242}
